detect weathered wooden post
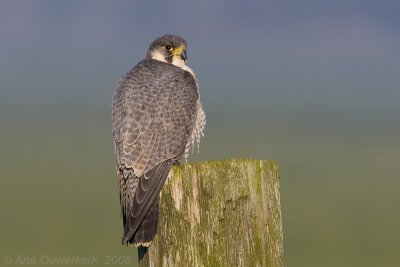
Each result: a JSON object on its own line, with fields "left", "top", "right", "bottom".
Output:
{"left": 138, "top": 158, "right": 283, "bottom": 267}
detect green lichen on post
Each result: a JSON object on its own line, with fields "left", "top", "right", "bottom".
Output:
{"left": 142, "top": 158, "right": 283, "bottom": 267}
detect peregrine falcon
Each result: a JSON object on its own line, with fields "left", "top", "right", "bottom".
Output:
{"left": 112, "top": 35, "right": 205, "bottom": 246}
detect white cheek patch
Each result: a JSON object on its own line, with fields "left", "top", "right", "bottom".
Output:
{"left": 151, "top": 50, "right": 167, "bottom": 62}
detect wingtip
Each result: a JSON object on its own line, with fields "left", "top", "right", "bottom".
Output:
{"left": 121, "top": 238, "right": 152, "bottom": 248}
{"left": 121, "top": 235, "right": 130, "bottom": 245}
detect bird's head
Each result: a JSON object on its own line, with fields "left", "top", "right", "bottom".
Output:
{"left": 147, "top": 35, "right": 188, "bottom": 67}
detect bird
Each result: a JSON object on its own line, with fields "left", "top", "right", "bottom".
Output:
{"left": 111, "top": 34, "right": 205, "bottom": 247}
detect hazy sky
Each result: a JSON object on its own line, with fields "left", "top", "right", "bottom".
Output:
{"left": 1, "top": 0, "right": 399, "bottom": 116}
{"left": 1, "top": 0, "right": 399, "bottom": 163}
{"left": 1, "top": 0, "right": 399, "bottom": 164}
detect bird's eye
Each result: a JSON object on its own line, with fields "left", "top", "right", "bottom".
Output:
{"left": 165, "top": 45, "right": 173, "bottom": 51}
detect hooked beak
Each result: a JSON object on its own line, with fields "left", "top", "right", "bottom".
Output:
{"left": 180, "top": 50, "right": 187, "bottom": 61}
{"left": 173, "top": 47, "right": 187, "bottom": 61}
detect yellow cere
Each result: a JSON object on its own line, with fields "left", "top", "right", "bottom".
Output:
{"left": 173, "top": 46, "right": 185, "bottom": 56}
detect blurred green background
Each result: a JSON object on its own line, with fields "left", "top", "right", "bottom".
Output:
{"left": 1, "top": 1, "right": 399, "bottom": 266}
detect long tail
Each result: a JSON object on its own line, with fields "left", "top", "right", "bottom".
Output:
{"left": 118, "top": 160, "right": 173, "bottom": 246}
{"left": 126, "top": 197, "right": 159, "bottom": 246}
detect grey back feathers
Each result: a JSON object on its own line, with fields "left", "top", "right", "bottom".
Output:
{"left": 111, "top": 34, "right": 205, "bottom": 246}
{"left": 113, "top": 59, "right": 198, "bottom": 176}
